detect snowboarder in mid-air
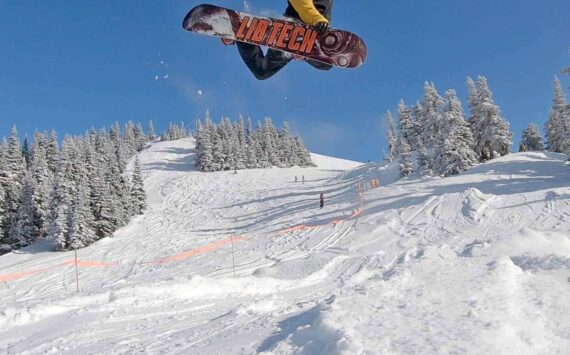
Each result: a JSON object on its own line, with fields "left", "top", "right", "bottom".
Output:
{"left": 222, "top": 0, "right": 334, "bottom": 80}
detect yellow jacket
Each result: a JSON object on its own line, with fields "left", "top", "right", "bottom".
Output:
{"left": 288, "top": 0, "right": 329, "bottom": 25}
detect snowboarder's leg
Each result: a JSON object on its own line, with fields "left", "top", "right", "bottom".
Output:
{"left": 306, "top": 59, "right": 333, "bottom": 71}
{"left": 236, "top": 42, "right": 293, "bottom": 80}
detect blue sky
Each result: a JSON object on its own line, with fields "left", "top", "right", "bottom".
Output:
{"left": 0, "top": 0, "right": 568, "bottom": 162}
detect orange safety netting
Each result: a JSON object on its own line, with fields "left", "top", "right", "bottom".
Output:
{"left": 0, "top": 185, "right": 367, "bottom": 283}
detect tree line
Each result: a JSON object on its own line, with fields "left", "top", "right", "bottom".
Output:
{"left": 0, "top": 121, "right": 152, "bottom": 254}
{"left": 385, "top": 76, "right": 513, "bottom": 177}
{"left": 195, "top": 112, "right": 315, "bottom": 172}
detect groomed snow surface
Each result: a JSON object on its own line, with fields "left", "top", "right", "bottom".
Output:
{"left": 1, "top": 138, "right": 569, "bottom": 354}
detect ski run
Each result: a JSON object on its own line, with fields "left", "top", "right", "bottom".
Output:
{"left": 1, "top": 137, "right": 569, "bottom": 354}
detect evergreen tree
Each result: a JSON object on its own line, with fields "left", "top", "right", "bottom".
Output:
{"left": 47, "top": 130, "right": 59, "bottom": 174}
{"left": 47, "top": 161, "right": 71, "bottom": 251}
{"left": 520, "top": 124, "right": 544, "bottom": 152}
{"left": 3, "top": 125, "right": 27, "bottom": 245}
{"left": 67, "top": 180, "right": 96, "bottom": 250}
{"left": 545, "top": 76, "right": 570, "bottom": 153}
{"left": 434, "top": 90, "right": 477, "bottom": 176}
{"left": 262, "top": 118, "right": 280, "bottom": 166}
{"left": 124, "top": 121, "right": 137, "bottom": 156}
{"left": 399, "top": 138, "right": 414, "bottom": 177}
{"left": 148, "top": 120, "right": 157, "bottom": 141}
{"left": 385, "top": 111, "right": 398, "bottom": 162}
{"left": 0, "top": 184, "right": 6, "bottom": 250}
{"left": 398, "top": 100, "right": 417, "bottom": 151}
{"left": 130, "top": 156, "right": 147, "bottom": 214}
{"left": 235, "top": 117, "right": 247, "bottom": 169}
{"left": 197, "top": 119, "right": 215, "bottom": 172}
{"left": 420, "top": 82, "right": 444, "bottom": 150}
{"left": 30, "top": 131, "right": 52, "bottom": 239}
{"left": 468, "top": 76, "right": 512, "bottom": 161}
{"left": 22, "top": 135, "right": 31, "bottom": 169}
{"left": 9, "top": 174, "right": 38, "bottom": 247}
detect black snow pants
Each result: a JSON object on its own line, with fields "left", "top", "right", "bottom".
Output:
{"left": 237, "top": 42, "right": 332, "bottom": 80}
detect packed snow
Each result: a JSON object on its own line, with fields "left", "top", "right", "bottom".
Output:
{"left": 1, "top": 138, "right": 569, "bottom": 354}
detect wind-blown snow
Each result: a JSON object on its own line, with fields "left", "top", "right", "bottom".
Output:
{"left": 1, "top": 139, "right": 569, "bottom": 354}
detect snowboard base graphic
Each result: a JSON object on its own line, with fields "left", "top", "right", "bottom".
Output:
{"left": 182, "top": 4, "right": 367, "bottom": 69}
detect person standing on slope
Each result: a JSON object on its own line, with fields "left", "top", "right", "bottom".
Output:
{"left": 320, "top": 193, "right": 325, "bottom": 209}
{"left": 222, "top": 0, "right": 334, "bottom": 80}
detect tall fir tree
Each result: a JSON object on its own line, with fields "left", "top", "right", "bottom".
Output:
{"left": 385, "top": 111, "right": 398, "bottom": 162}
{"left": 47, "top": 159, "right": 71, "bottom": 251}
{"left": 399, "top": 138, "right": 414, "bottom": 177}
{"left": 398, "top": 100, "right": 417, "bottom": 151}
{"left": 9, "top": 173, "right": 38, "bottom": 247}
{"left": 420, "top": 82, "right": 445, "bottom": 150}
{"left": 47, "top": 130, "right": 59, "bottom": 174}
{"left": 67, "top": 179, "right": 96, "bottom": 250}
{"left": 519, "top": 124, "right": 545, "bottom": 152}
{"left": 434, "top": 90, "right": 477, "bottom": 176}
{"left": 4, "top": 125, "right": 27, "bottom": 246}
{"left": 0, "top": 184, "right": 6, "bottom": 251}
{"left": 468, "top": 76, "right": 512, "bottom": 161}
{"left": 544, "top": 76, "right": 570, "bottom": 153}
{"left": 148, "top": 120, "right": 157, "bottom": 141}
{"left": 22, "top": 135, "right": 31, "bottom": 169}
{"left": 130, "top": 156, "right": 147, "bottom": 215}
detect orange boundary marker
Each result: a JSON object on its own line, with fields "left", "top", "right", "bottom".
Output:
{"left": 0, "top": 183, "right": 368, "bottom": 283}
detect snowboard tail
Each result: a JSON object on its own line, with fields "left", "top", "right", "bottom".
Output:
{"left": 183, "top": 4, "right": 367, "bottom": 69}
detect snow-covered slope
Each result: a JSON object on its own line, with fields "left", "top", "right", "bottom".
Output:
{"left": 1, "top": 139, "right": 569, "bottom": 354}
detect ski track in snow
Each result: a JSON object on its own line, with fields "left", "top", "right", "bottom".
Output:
{"left": 1, "top": 140, "right": 569, "bottom": 354}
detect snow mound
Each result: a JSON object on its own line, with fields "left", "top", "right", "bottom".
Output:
{"left": 461, "top": 188, "right": 496, "bottom": 221}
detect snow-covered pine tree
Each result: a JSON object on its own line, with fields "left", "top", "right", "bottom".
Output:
{"left": 385, "top": 111, "right": 398, "bottom": 162}
{"left": 4, "top": 125, "right": 27, "bottom": 246}
{"left": 434, "top": 90, "right": 477, "bottom": 176}
{"left": 544, "top": 76, "right": 570, "bottom": 153}
{"left": 47, "top": 159, "right": 71, "bottom": 251}
{"left": 90, "top": 158, "right": 117, "bottom": 240}
{"left": 0, "top": 184, "right": 6, "bottom": 252}
{"left": 468, "top": 76, "right": 513, "bottom": 161}
{"left": 47, "top": 130, "right": 59, "bottom": 174}
{"left": 293, "top": 136, "right": 314, "bottom": 167}
{"left": 399, "top": 137, "right": 414, "bottom": 177}
{"left": 22, "top": 135, "right": 31, "bottom": 169}
{"left": 102, "top": 133, "right": 129, "bottom": 227}
{"left": 124, "top": 121, "right": 137, "bottom": 156}
{"left": 245, "top": 117, "right": 259, "bottom": 168}
{"left": 420, "top": 82, "right": 445, "bottom": 151}
{"left": 235, "top": 117, "right": 247, "bottom": 170}
{"left": 9, "top": 173, "right": 40, "bottom": 247}
{"left": 67, "top": 178, "right": 96, "bottom": 250}
{"left": 278, "top": 122, "right": 294, "bottom": 167}
{"left": 133, "top": 122, "right": 147, "bottom": 152}
{"left": 263, "top": 117, "right": 280, "bottom": 166}
{"left": 398, "top": 100, "right": 417, "bottom": 151}
{"left": 210, "top": 122, "right": 224, "bottom": 171}
{"left": 30, "top": 131, "right": 53, "bottom": 239}
{"left": 246, "top": 131, "right": 260, "bottom": 169}
{"left": 219, "top": 118, "right": 235, "bottom": 170}
{"left": 520, "top": 124, "right": 544, "bottom": 152}
{"left": 148, "top": 120, "right": 157, "bottom": 141}
{"left": 110, "top": 121, "right": 121, "bottom": 148}
{"left": 130, "top": 156, "right": 147, "bottom": 214}
{"left": 197, "top": 119, "right": 215, "bottom": 172}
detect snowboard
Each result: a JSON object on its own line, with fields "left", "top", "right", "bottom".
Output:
{"left": 182, "top": 4, "right": 367, "bottom": 69}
